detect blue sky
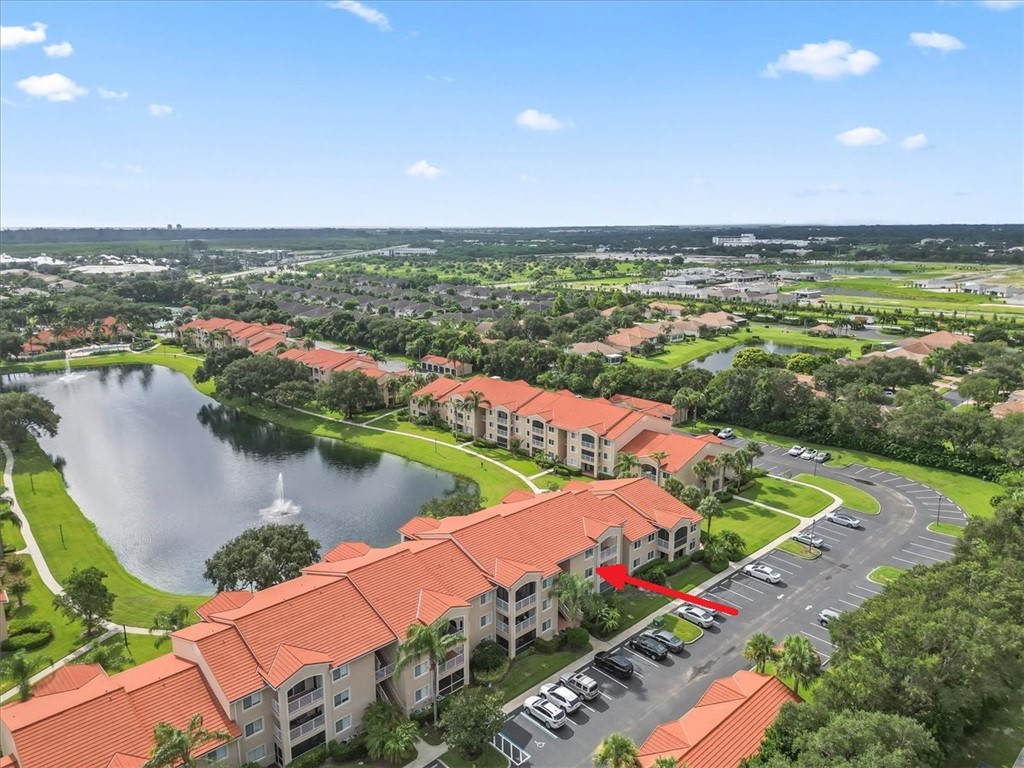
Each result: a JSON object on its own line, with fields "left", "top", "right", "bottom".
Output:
{"left": 1, "top": 0, "right": 1021, "bottom": 227}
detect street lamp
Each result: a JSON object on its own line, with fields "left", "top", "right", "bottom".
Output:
{"left": 936, "top": 495, "right": 942, "bottom": 526}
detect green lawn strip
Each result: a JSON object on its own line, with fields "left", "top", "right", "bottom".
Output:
{"left": 668, "top": 563, "right": 716, "bottom": 593}
{"left": 763, "top": 660, "right": 819, "bottom": 703}
{"left": 493, "top": 644, "right": 593, "bottom": 702}
{"left": 719, "top": 502, "right": 800, "bottom": 555}
{"left": 660, "top": 613, "right": 702, "bottom": 643}
{"left": 793, "top": 474, "right": 880, "bottom": 514}
{"left": 746, "top": 326, "right": 863, "bottom": 358}
{"left": 470, "top": 445, "right": 544, "bottom": 477}
{"left": 927, "top": 521, "right": 965, "bottom": 538}
{"left": 95, "top": 631, "right": 172, "bottom": 669}
{"left": 739, "top": 477, "right": 831, "bottom": 517}
{"left": 697, "top": 423, "right": 1000, "bottom": 518}
{"left": 373, "top": 416, "right": 459, "bottom": 445}
{"left": 1, "top": 516, "right": 27, "bottom": 552}
{"left": 868, "top": 565, "right": 904, "bottom": 585}
{"left": 10, "top": 440, "right": 207, "bottom": 627}
{"left": 946, "top": 684, "right": 1024, "bottom": 768}
{"left": 440, "top": 745, "right": 507, "bottom": 768}
{"left": 629, "top": 335, "right": 742, "bottom": 369}
{"left": 618, "top": 586, "right": 670, "bottom": 630}
{"left": 776, "top": 540, "right": 822, "bottom": 560}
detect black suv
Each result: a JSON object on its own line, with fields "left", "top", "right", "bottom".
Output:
{"left": 593, "top": 651, "right": 634, "bottom": 679}
{"left": 627, "top": 634, "right": 668, "bottom": 661}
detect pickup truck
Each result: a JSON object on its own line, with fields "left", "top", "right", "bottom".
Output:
{"left": 558, "top": 671, "right": 600, "bottom": 700}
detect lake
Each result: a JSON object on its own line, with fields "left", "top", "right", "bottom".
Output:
{"left": 4, "top": 365, "right": 467, "bottom": 594}
{"left": 689, "top": 341, "right": 824, "bottom": 372}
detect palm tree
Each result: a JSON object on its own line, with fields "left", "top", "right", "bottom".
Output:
{"left": 672, "top": 388, "right": 706, "bottom": 423}
{"left": 651, "top": 757, "right": 679, "bottom": 768}
{"left": 144, "top": 713, "right": 231, "bottom": 768}
{"left": 743, "top": 632, "right": 777, "bottom": 674}
{"left": 692, "top": 458, "right": 716, "bottom": 491}
{"left": 776, "top": 634, "right": 821, "bottom": 697}
{"left": 715, "top": 530, "right": 746, "bottom": 561}
{"left": 0, "top": 501, "right": 21, "bottom": 554}
{"left": 553, "top": 572, "right": 594, "bottom": 628}
{"left": 382, "top": 720, "right": 419, "bottom": 763}
{"left": 150, "top": 604, "right": 192, "bottom": 647}
{"left": 648, "top": 451, "right": 669, "bottom": 484}
{"left": 744, "top": 441, "right": 764, "bottom": 468}
{"left": 395, "top": 616, "right": 465, "bottom": 724}
{"left": 615, "top": 452, "right": 640, "bottom": 478}
{"left": 7, "top": 576, "right": 29, "bottom": 608}
{"left": 508, "top": 436, "right": 523, "bottom": 457}
{"left": 716, "top": 451, "right": 740, "bottom": 485}
{"left": 697, "top": 495, "right": 724, "bottom": 536}
{"left": 592, "top": 732, "right": 639, "bottom": 768}
{"left": 0, "top": 651, "right": 54, "bottom": 702}
{"left": 82, "top": 641, "right": 134, "bottom": 673}
{"left": 363, "top": 702, "right": 419, "bottom": 763}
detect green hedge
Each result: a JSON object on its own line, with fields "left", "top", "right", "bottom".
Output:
{"left": 328, "top": 735, "right": 368, "bottom": 761}
{"left": 286, "top": 745, "right": 328, "bottom": 768}
{"left": 1, "top": 619, "right": 55, "bottom": 652}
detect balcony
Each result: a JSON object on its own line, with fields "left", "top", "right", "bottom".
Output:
{"left": 439, "top": 652, "right": 465, "bottom": 675}
{"left": 289, "top": 714, "right": 325, "bottom": 742}
{"left": 287, "top": 687, "right": 323, "bottom": 715}
{"left": 271, "top": 697, "right": 280, "bottom": 714}
{"left": 375, "top": 662, "right": 396, "bottom": 683}
{"left": 599, "top": 546, "right": 617, "bottom": 562}
{"left": 274, "top": 724, "right": 281, "bottom": 741}
{"left": 514, "top": 593, "right": 536, "bottom": 612}
{"left": 496, "top": 597, "right": 509, "bottom": 612}
{"left": 515, "top": 615, "right": 536, "bottom": 633}
{"left": 496, "top": 619, "right": 509, "bottom": 634}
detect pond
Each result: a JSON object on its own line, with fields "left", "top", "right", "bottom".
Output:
{"left": 4, "top": 365, "right": 467, "bottom": 594}
{"left": 688, "top": 341, "right": 823, "bottom": 372}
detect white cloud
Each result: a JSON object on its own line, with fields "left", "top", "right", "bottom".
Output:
{"left": 148, "top": 103, "right": 173, "bottom": 118}
{"left": 16, "top": 73, "right": 87, "bottom": 102}
{"left": 515, "top": 108, "right": 571, "bottom": 132}
{"left": 763, "top": 40, "right": 880, "bottom": 79}
{"left": 98, "top": 87, "right": 128, "bottom": 100}
{"left": 328, "top": 1, "right": 390, "bottom": 31}
{"left": 43, "top": 41, "right": 73, "bottom": 57}
{"left": 1, "top": 22, "right": 46, "bottom": 49}
{"left": 405, "top": 160, "right": 442, "bottom": 179}
{"left": 835, "top": 126, "right": 889, "bottom": 146}
{"left": 909, "top": 32, "right": 965, "bottom": 52}
{"left": 977, "top": 0, "right": 1023, "bottom": 9}
{"left": 901, "top": 133, "right": 929, "bottom": 150}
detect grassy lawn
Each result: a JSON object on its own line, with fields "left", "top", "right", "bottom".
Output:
{"left": 947, "top": 685, "right": 1024, "bottom": 768}
{"left": 763, "top": 660, "right": 820, "bottom": 703}
{"left": 10, "top": 440, "right": 207, "bottom": 627}
{"left": 668, "top": 563, "right": 716, "bottom": 593}
{"left": 927, "top": 521, "right": 965, "bottom": 538}
{"left": 697, "top": 423, "right": 1001, "bottom": 519}
{"left": 493, "top": 644, "right": 592, "bottom": 702}
{"left": 618, "top": 586, "right": 670, "bottom": 630}
{"left": 440, "top": 745, "right": 507, "bottom": 768}
{"left": 93, "top": 631, "right": 172, "bottom": 669}
{"left": 372, "top": 414, "right": 459, "bottom": 445}
{"left": 868, "top": 565, "right": 904, "bottom": 585}
{"left": 777, "top": 540, "right": 821, "bottom": 560}
{"left": 630, "top": 335, "right": 742, "bottom": 369}
{"left": 660, "top": 613, "right": 703, "bottom": 643}
{"left": 794, "top": 474, "right": 880, "bottom": 514}
{"left": 718, "top": 501, "right": 800, "bottom": 555}
{"left": 738, "top": 477, "right": 831, "bottom": 517}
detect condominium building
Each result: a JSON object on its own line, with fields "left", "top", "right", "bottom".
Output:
{"left": 178, "top": 317, "right": 299, "bottom": 355}
{"left": 0, "top": 479, "right": 701, "bottom": 768}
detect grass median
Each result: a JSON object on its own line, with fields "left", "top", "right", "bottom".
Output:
{"left": 719, "top": 501, "right": 800, "bottom": 555}
{"left": 794, "top": 474, "right": 880, "bottom": 514}
{"left": 493, "top": 644, "right": 593, "bottom": 702}
{"left": 927, "top": 521, "right": 965, "bottom": 538}
{"left": 737, "top": 477, "right": 831, "bottom": 517}
{"left": 868, "top": 565, "right": 904, "bottom": 585}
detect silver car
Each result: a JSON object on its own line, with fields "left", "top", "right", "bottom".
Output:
{"left": 792, "top": 531, "right": 825, "bottom": 548}
{"left": 826, "top": 511, "right": 862, "bottom": 528}
{"left": 787, "top": 444, "right": 804, "bottom": 456}
{"left": 676, "top": 604, "right": 717, "bottom": 628}
{"left": 800, "top": 449, "right": 818, "bottom": 460}
{"left": 524, "top": 696, "right": 566, "bottom": 729}
{"left": 818, "top": 608, "right": 841, "bottom": 627}
{"left": 539, "top": 683, "right": 581, "bottom": 714}
{"left": 743, "top": 562, "right": 783, "bottom": 583}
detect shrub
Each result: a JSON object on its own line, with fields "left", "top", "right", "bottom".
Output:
{"left": 532, "top": 636, "right": 560, "bottom": 654}
{"left": 715, "top": 491, "right": 734, "bottom": 502}
{"left": 568, "top": 466, "right": 583, "bottom": 477}
{"left": 559, "top": 627, "right": 590, "bottom": 650}
{"left": 472, "top": 439, "right": 498, "bottom": 449}
{"left": 691, "top": 549, "right": 706, "bottom": 563}
{"left": 665, "top": 554, "right": 692, "bottom": 575}
{"left": 7, "top": 619, "right": 53, "bottom": 635}
{"left": 286, "top": 744, "right": 328, "bottom": 767}
{"left": 471, "top": 639, "right": 507, "bottom": 673}
{"left": 394, "top": 412, "right": 410, "bottom": 422}
{"left": 1, "top": 631, "right": 54, "bottom": 652}
{"left": 328, "top": 734, "right": 368, "bottom": 761}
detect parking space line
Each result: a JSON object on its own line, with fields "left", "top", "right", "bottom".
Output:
{"left": 815, "top": 529, "right": 845, "bottom": 540}
{"left": 908, "top": 541, "right": 953, "bottom": 556}
{"left": 901, "top": 549, "right": 943, "bottom": 561}
{"left": 621, "top": 648, "right": 660, "bottom": 668}
{"left": 894, "top": 482, "right": 918, "bottom": 489}
{"left": 730, "top": 578, "right": 767, "bottom": 594}
{"left": 802, "top": 628, "right": 835, "bottom": 647}
{"left": 586, "top": 666, "right": 629, "bottom": 690}
{"left": 710, "top": 585, "right": 755, "bottom": 602}
{"left": 702, "top": 592, "right": 741, "bottom": 609}
{"left": 760, "top": 560, "right": 796, "bottom": 576}
{"left": 766, "top": 553, "right": 803, "bottom": 568}
{"left": 838, "top": 598, "right": 860, "bottom": 608}
{"left": 892, "top": 555, "right": 924, "bottom": 566}
{"left": 518, "top": 712, "right": 561, "bottom": 741}
{"left": 580, "top": 701, "right": 598, "bottom": 713}
{"left": 853, "top": 583, "right": 881, "bottom": 595}
{"left": 868, "top": 471, "right": 886, "bottom": 479}
{"left": 918, "top": 535, "right": 955, "bottom": 547}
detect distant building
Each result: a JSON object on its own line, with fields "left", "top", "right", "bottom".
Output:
{"left": 712, "top": 234, "right": 757, "bottom": 247}
{"left": 419, "top": 354, "right": 473, "bottom": 377}
{"left": 387, "top": 247, "right": 438, "bottom": 257}
{"left": 567, "top": 341, "right": 624, "bottom": 365}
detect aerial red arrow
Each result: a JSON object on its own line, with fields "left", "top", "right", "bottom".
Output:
{"left": 596, "top": 564, "right": 739, "bottom": 616}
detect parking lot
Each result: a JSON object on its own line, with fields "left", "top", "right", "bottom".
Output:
{"left": 493, "top": 443, "right": 961, "bottom": 768}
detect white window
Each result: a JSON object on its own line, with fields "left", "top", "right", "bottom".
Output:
{"left": 335, "top": 715, "right": 352, "bottom": 735}
{"left": 647, "top": 551, "right": 656, "bottom": 561}
{"left": 585, "top": 548, "right": 594, "bottom": 559}
{"left": 632, "top": 558, "right": 641, "bottom": 568}
{"left": 542, "top": 576, "right": 554, "bottom": 589}
{"left": 480, "top": 613, "right": 492, "bottom": 628}
{"left": 332, "top": 663, "right": 350, "bottom": 682}
{"left": 633, "top": 540, "right": 642, "bottom": 550}
{"left": 247, "top": 745, "right": 267, "bottom": 762}
{"left": 584, "top": 567, "right": 594, "bottom": 578}
{"left": 542, "top": 598, "right": 551, "bottom": 611}
{"left": 204, "top": 745, "right": 229, "bottom": 762}
{"left": 548, "top": 438, "right": 554, "bottom": 445}
{"left": 242, "top": 691, "right": 261, "bottom": 710}
{"left": 244, "top": 718, "right": 263, "bottom": 738}
{"left": 690, "top": 540, "right": 697, "bottom": 550}
{"left": 480, "top": 592, "right": 491, "bottom": 605}
{"left": 648, "top": 533, "right": 656, "bottom": 543}
{"left": 414, "top": 685, "right": 430, "bottom": 702}
{"left": 542, "top": 619, "right": 552, "bottom": 632}
{"left": 334, "top": 688, "right": 350, "bottom": 708}
{"left": 414, "top": 661, "right": 429, "bottom": 678}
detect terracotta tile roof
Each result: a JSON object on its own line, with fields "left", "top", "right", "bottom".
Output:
{"left": 398, "top": 516, "right": 442, "bottom": 537}
{"left": 610, "top": 394, "right": 675, "bottom": 420}
{"left": 621, "top": 430, "right": 720, "bottom": 474}
{"left": 0, "top": 756, "right": 19, "bottom": 768}
{"left": 912, "top": 330, "right": 973, "bottom": 349}
{"left": 105, "top": 755, "right": 146, "bottom": 768}
{"left": 322, "top": 541, "right": 372, "bottom": 562}
{"left": 411, "top": 377, "right": 463, "bottom": 402}
{"left": 638, "top": 670, "right": 799, "bottom": 768}
{"left": 175, "top": 622, "right": 263, "bottom": 703}
{"left": 992, "top": 400, "right": 1024, "bottom": 418}
{"left": 568, "top": 341, "right": 623, "bottom": 357}
{"left": 606, "top": 327, "right": 658, "bottom": 349}
{"left": 266, "top": 644, "right": 332, "bottom": 687}
{"left": 501, "top": 489, "right": 535, "bottom": 503}
{"left": 195, "top": 591, "right": 254, "bottom": 621}
{"left": 32, "top": 664, "right": 105, "bottom": 697}
{"left": 421, "top": 354, "right": 459, "bottom": 366}
{"left": 1, "top": 655, "right": 238, "bottom": 768}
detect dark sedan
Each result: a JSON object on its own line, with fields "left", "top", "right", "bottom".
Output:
{"left": 627, "top": 634, "right": 668, "bottom": 661}
{"left": 642, "top": 628, "right": 685, "bottom": 654}
{"left": 593, "top": 651, "right": 634, "bottom": 679}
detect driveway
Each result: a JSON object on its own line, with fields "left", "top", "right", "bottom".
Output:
{"left": 494, "top": 442, "right": 961, "bottom": 767}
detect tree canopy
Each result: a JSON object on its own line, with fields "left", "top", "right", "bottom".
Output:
{"left": 53, "top": 566, "right": 115, "bottom": 636}
{"left": 202, "top": 523, "right": 321, "bottom": 592}
{"left": 0, "top": 392, "right": 60, "bottom": 447}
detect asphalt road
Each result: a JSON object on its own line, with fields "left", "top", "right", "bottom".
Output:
{"left": 495, "top": 443, "right": 963, "bottom": 768}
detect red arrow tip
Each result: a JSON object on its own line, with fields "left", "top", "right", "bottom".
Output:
{"left": 596, "top": 564, "right": 628, "bottom": 589}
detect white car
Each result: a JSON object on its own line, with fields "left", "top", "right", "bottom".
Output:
{"left": 826, "top": 511, "right": 862, "bottom": 528}
{"left": 539, "top": 683, "right": 581, "bottom": 714}
{"left": 718, "top": 428, "right": 735, "bottom": 439}
{"left": 800, "top": 449, "right": 818, "bottom": 461}
{"left": 524, "top": 696, "right": 567, "bottom": 729}
{"left": 743, "top": 562, "right": 782, "bottom": 583}
{"left": 676, "top": 604, "right": 717, "bottom": 628}
{"left": 787, "top": 444, "right": 804, "bottom": 456}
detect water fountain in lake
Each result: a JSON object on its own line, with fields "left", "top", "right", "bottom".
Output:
{"left": 260, "top": 472, "right": 301, "bottom": 518}
{"left": 58, "top": 354, "right": 85, "bottom": 383}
